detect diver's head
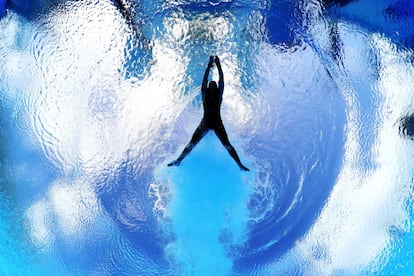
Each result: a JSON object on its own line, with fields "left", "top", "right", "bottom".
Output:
{"left": 208, "top": 81, "right": 217, "bottom": 90}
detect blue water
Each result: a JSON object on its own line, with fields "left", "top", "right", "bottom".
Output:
{"left": 1, "top": 0, "right": 414, "bottom": 274}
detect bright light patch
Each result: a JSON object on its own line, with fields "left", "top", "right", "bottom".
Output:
{"left": 26, "top": 200, "right": 53, "bottom": 248}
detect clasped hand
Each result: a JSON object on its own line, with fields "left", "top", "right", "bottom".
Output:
{"left": 209, "top": 55, "right": 220, "bottom": 67}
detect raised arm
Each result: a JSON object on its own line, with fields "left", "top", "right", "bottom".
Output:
{"left": 202, "top": 56, "right": 214, "bottom": 95}
{"left": 215, "top": 56, "right": 224, "bottom": 91}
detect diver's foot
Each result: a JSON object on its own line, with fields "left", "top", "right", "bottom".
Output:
{"left": 240, "top": 165, "right": 250, "bottom": 172}
{"left": 168, "top": 160, "right": 180, "bottom": 167}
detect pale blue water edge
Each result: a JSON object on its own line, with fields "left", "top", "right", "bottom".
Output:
{"left": 1, "top": 0, "right": 414, "bottom": 275}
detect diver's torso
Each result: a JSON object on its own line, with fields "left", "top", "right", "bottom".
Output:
{"left": 203, "top": 87, "right": 223, "bottom": 128}
{"left": 203, "top": 88, "right": 222, "bottom": 112}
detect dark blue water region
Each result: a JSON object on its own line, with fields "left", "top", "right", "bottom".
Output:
{"left": 0, "top": 0, "right": 66, "bottom": 19}
{"left": 0, "top": 0, "right": 5, "bottom": 17}
{"left": 328, "top": 0, "right": 414, "bottom": 49}
{"left": 5, "top": 0, "right": 414, "bottom": 50}
{"left": 399, "top": 114, "right": 414, "bottom": 139}
{"left": 264, "top": 0, "right": 414, "bottom": 49}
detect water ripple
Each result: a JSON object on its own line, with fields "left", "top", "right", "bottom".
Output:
{"left": 2, "top": 0, "right": 414, "bottom": 274}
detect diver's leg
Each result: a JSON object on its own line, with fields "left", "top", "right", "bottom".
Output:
{"left": 214, "top": 122, "right": 249, "bottom": 171}
{"left": 168, "top": 121, "right": 208, "bottom": 166}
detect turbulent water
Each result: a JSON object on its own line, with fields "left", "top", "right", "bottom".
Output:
{"left": 1, "top": 0, "right": 414, "bottom": 274}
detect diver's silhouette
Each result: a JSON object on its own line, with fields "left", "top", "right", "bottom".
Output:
{"left": 168, "top": 56, "right": 250, "bottom": 171}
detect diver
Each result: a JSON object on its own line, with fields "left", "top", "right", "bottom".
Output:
{"left": 168, "top": 56, "right": 250, "bottom": 171}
